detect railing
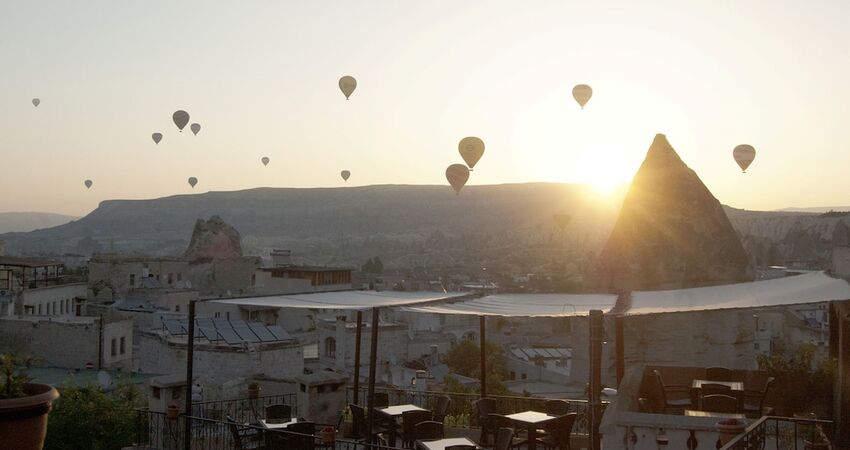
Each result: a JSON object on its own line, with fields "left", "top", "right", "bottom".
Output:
{"left": 720, "top": 416, "right": 834, "bottom": 450}
{"left": 346, "top": 386, "right": 603, "bottom": 435}
{"left": 191, "top": 393, "right": 298, "bottom": 424}
{"left": 135, "top": 410, "right": 400, "bottom": 450}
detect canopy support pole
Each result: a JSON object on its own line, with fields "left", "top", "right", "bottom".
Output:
{"left": 588, "top": 310, "right": 603, "bottom": 450}
{"left": 479, "top": 315, "right": 487, "bottom": 398}
{"left": 366, "top": 307, "right": 380, "bottom": 444}
{"left": 615, "top": 315, "right": 625, "bottom": 386}
{"left": 184, "top": 300, "right": 196, "bottom": 450}
{"left": 353, "top": 311, "right": 363, "bottom": 405}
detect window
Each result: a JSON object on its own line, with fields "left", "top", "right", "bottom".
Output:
{"left": 167, "top": 273, "right": 173, "bottom": 285}
{"left": 175, "top": 305, "right": 180, "bottom": 313}
{"left": 111, "top": 338, "right": 117, "bottom": 357}
{"left": 324, "top": 337, "right": 336, "bottom": 358}
{"left": 214, "top": 312, "right": 220, "bottom": 318}
{"left": 129, "top": 274, "right": 135, "bottom": 287}
{"left": 177, "top": 273, "right": 182, "bottom": 281}
{"left": 521, "top": 373, "right": 527, "bottom": 380}
{"left": 754, "top": 343, "right": 760, "bottom": 350}
{"left": 152, "top": 387, "right": 161, "bottom": 399}
{"left": 53, "top": 301, "right": 57, "bottom": 315}
{"left": 226, "top": 312, "right": 230, "bottom": 319}
{"left": 120, "top": 337, "right": 126, "bottom": 355}
{"left": 38, "top": 304, "right": 42, "bottom": 315}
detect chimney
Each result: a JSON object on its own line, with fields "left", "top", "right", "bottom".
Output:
{"left": 271, "top": 249, "right": 293, "bottom": 267}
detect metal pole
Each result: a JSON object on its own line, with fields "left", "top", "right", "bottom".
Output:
{"left": 479, "top": 316, "right": 487, "bottom": 398}
{"left": 353, "top": 311, "right": 363, "bottom": 405}
{"left": 366, "top": 307, "right": 380, "bottom": 444}
{"left": 615, "top": 315, "right": 625, "bottom": 386}
{"left": 588, "top": 310, "right": 603, "bottom": 450}
{"left": 184, "top": 300, "right": 196, "bottom": 450}
{"left": 98, "top": 314, "right": 104, "bottom": 370}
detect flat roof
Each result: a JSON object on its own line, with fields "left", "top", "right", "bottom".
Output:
{"left": 261, "top": 265, "right": 352, "bottom": 272}
{"left": 212, "top": 290, "right": 471, "bottom": 310}
{"left": 0, "top": 256, "right": 63, "bottom": 268}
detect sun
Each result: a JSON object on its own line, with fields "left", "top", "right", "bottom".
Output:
{"left": 578, "top": 150, "right": 633, "bottom": 195}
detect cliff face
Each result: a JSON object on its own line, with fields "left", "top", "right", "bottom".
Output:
{"left": 591, "top": 134, "right": 753, "bottom": 291}
{"left": 184, "top": 216, "right": 242, "bottom": 261}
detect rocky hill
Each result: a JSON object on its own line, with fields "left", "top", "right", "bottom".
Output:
{"left": 0, "top": 212, "right": 78, "bottom": 233}
{"left": 590, "top": 134, "right": 753, "bottom": 291}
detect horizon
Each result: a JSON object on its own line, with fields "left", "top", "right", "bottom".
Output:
{"left": 2, "top": 1, "right": 850, "bottom": 216}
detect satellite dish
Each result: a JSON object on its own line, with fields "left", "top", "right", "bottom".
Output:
{"left": 97, "top": 370, "right": 113, "bottom": 389}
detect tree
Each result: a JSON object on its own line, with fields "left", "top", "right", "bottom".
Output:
{"left": 44, "top": 381, "right": 144, "bottom": 450}
{"left": 443, "top": 340, "right": 509, "bottom": 395}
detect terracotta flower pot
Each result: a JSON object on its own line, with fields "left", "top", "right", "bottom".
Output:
{"left": 166, "top": 403, "right": 181, "bottom": 420}
{"left": 319, "top": 426, "right": 336, "bottom": 445}
{"left": 716, "top": 419, "right": 746, "bottom": 446}
{"left": 0, "top": 383, "right": 60, "bottom": 450}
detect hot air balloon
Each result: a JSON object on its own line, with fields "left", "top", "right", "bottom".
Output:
{"left": 553, "top": 214, "right": 572, "bottom": 231}
{"left": 173, "top": 110, "right": 190, "bottom": 132}
{"left": 190, "top": 123, "right": 201, "bottom": 136}
{"left": 32, "top": 98, "right": 40, "bottom": 107}
{"left": 458, "top": 137, "right": 485, "bottom": 169}
{"left": 733, "top": 144, "right": 756, "bottom": 173}
{"left": 445, "top": 164, "right": 470, "bottom": 195}
{"left": 152, "top": 133, "right": 163, "bottom": 145}
{"left": 572, "top": 84, "right": 592, "bottom": 109}
{"left": 84, "top": 179, "right": 93, "bottom": 189}
{"left": 339, "top": 76, "right": 357, "bottom": 100}
{"left": 261, "top": 157, "right": 270, "bottom": 166}
{"left": 340, "top": 170, "right": 351, "bottom": 181}
{"left": 188, "top": 177, "right": 198, "bottom": 188}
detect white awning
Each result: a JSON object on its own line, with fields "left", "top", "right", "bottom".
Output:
{"left": 211, "top": 290, "right": 470, "bottom": 310}
{"left": 401, "top": 293, "right": 618, "bottom": 317}
{"left": 628, "top": 271, "right": 850, "bottom": 315}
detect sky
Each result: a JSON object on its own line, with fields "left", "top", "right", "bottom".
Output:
{"left": 1, "top": 0, "right": 849, "bottom": 216}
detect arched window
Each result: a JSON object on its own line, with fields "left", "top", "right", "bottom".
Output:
{"left": 324, "top": 337, "right": 336, "bottom": 358}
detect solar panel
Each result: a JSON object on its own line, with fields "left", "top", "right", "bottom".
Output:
{"left": 217, "top": 328, "right": 243, "bottom": 345}
{"left": 233, "top": 326, "right": 261, "bottom": 343}
{"left": 267, "top": 325, "right": 293, "bottom": 341}
{"left": 162, "top": 319, "right": 185, "bottom": 335}
{"left": 229, "top": 319, "right": 247, "bottom": 328}
{"left": 196, "top": 318, "right": 214, "bottom": 328}
{"left": 249, "top": 323, "right": 277, "bottom": 342}
{"left": 212, "top": 318, "right": 231, "bottom": 328}
{"left": 199, "top": 327, "right": 220, "bottom": 342}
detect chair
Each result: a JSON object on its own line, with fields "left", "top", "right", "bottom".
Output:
{"left": 701, "top": 394, "right": 738, "bottom": 414}
{"left": 412, "top": 420, "right": 444, "bottom": 443}
{"left": 653, "top": 370, "right": 692, "bottom": 414}
{"left": 373, "top": 392, "right": 390, "bottom": 408}
{"left": 474, "top": 397, "right": 498, "bottom": 444}
{"left": 348, "top": 404, "right": 368, "bottom": 440}
{"left": 432, "top": 395, "right": 451, "bottom": 423}
{"left": 286, "top": 421, "right": 316, "bottom": 450}
{"left": 706, "top": 367, "right": 733, "bottom": 381}
{"left": 401, "top": 410, "right": 434, "bottom": 448}
{"left": 743, "top": 376, "right": 775, "bottom": 418}
{"left": 227, "top": 415, "right": 263, "bottom": 450}
{"left": 494, "top": 427, "right": 517, "bottom": 450}
{"left": 265, "top": 404, "right": 292, "bottom": 421}
{"left": 697, "top": 383, "right": 732, "bottom": 410}
{"left": 541, "top": 413, "right": 577, "bottom": 450}
{"left": 545, "top": 400, "right": 570, "bottom": 416}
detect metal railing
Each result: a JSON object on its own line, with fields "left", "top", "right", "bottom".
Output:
{"left": 191, "top": 393, "right": 298, "bottom": 424}
{"left": 720, "top": 416, "right": 834, "bottom": 450}
{"left": 346, "top": 386, "right": 603, "bottom": 435}
{"left": 135, "top": 410, "right": 401, "bottom": 450}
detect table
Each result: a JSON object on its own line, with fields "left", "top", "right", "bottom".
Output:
{"left": 260, "top": 418, "right": 299, "bottom": 429}
{"left": 416, "top": 437, "right": 480, "bottom": 450}
{"left": 378, "top": 404, "right": 428, "bottom": 417}
{"left": 504, "top": 411, "right": 557, "bottom": 450}
{"left": 685, "top": 409, "right": 746, "bottom": 420}
{"left": 690, "top": 380, "right": 744, "bottom": 411}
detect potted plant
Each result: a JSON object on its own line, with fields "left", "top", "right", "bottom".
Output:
{"left": 716, "top": 418, "right": 746, "bottom": 446}
{"left": 0, "top": 353, "right": 60, "bottom": 450}
{"left": 247, "top": 382, "right": 260, "bottom": 399}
